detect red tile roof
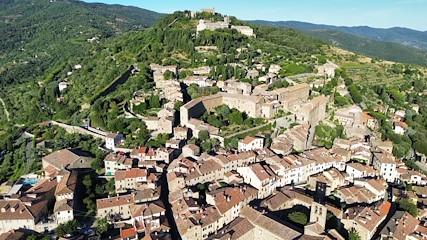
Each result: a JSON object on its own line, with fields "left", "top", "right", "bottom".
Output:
{"left": 120, "top": 227, "right": 137, "bottom": 239}
{"left": 96, "top": 194, "right": 134, "bottom": 209}
{"left": 114, "top": 168, "right": 147, "bottom": 181}
{"left": 240, "top": 136, "right": 257, "bottom": 145}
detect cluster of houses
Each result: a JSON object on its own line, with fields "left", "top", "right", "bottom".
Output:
{"left": 158, "top": 116, "right": 427, "bottom": 240}
{"left": 4, "top": 8, "right": 427, "bottom": 240}
{"left": 0, "top": 148, "right": 91, "bottom": 236}
{"left": 97, "top": 146, "right": 173, "bottom": 239}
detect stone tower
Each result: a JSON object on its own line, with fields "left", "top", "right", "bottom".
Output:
{"left": 309, "top": 202, "right": 327, "bottom": 230}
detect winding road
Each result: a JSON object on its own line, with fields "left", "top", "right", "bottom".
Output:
{"left": 0, "top": 98, "right": 10, "bottom": 122}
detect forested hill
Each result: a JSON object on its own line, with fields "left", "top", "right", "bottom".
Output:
{"left": 252, "top": 21, "right": 427, "bottom": 50}
{"left": 253, "top": 20, "right": 427, "bottom": 67}
{"left": 0, "top": 0, "right": 164, "bottom": 86}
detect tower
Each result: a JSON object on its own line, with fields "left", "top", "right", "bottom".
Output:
{"left": 309, "top": 202, "right": 327, "bottom": 230}
{"left": 315, "top": 181, "right": 327, "bottom": 204}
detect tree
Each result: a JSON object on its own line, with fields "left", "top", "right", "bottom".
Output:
{"left": 348, "top": 84, "right": 363, "bottom": 104}
{"left": 149, "top": 95, "right": 161, "bottom": 108}
{"left": 288, "top": 211, "right": 308, "bottom": 225}
{"left": 216, "top": 105, "right": 231, "bottom": 118}
{"left": 173, "top": 101, "right": 183, "bottom": 111}
{"left": 56, "top": 220, "right": 79, "bottom": 237}
{"left": 91, "top": 157, "right": 103, "bottom": 171}
{"left": 96, "top": 217, "right": 110, "bottom": 236}
{"left": 229, "top": 110, "right": 244, "bottom": 125}
{"left": 230, "top": 137, "right": 239, "bottom": 149}
{"left": 83, "top": 174, "right": 93, "bottom": 190}
{"left": 201, "top": 141, "right": 213, "bottom": 153}
{"left": 399, "top": 198, "right": 418, "bottom": 217}
{"left": 349, "top": 229, "right": 361, "bottom": 240}
{"left": 163, "top": 70, "right": 174, "bottom": 80}
{"left": 105, "top": 178, "right": 116, "bottom": 195}
{"left": 198, "top": 130, "right": 209, "bottom": 141}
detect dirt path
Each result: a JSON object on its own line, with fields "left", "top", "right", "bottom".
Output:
{"left": 0, "top": 98, "right": 10, "bottom": 122}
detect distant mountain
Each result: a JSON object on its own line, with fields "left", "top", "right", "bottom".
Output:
{"left": 252, "top": 20, "right": 427, "bottom": 66}
{"left": 0, "top": 0, "right": 164, "bottom": 86}
{"left": 252, "top": 20, "right": 427, "bottom": 50}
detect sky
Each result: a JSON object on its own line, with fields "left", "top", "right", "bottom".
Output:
{"left": 83, "top": 0, "right": 427, "bottom": 31}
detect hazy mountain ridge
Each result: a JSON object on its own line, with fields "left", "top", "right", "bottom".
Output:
{"left": 252, "top": 20, "right": 427, "bottom": 50}
{"left": 252, "top": 20, "right": 427, "bottom": 66}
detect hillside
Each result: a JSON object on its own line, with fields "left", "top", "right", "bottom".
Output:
{"left": 252, "top": 20, "right": 427, "bottom": 50}
{"left": 253, "top": 20, "right": 427, "bottom": 66}
{"left": 0, "top": 0, "right": 164, "bottom": 86}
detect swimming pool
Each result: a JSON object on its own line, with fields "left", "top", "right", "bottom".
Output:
{"left": 21, "top": 179, "right": 39, "bottom": 185}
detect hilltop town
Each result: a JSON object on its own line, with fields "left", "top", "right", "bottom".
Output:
{"left": 1, "top": 7, "right": 427, "bottom": 240}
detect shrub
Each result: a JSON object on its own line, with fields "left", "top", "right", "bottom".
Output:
{"left": 288, "top": 211, "right": 308, "bottom": 225}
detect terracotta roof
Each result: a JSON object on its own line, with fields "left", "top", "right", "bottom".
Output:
{"left": 271, "top": 83, "right": 309, "bottom": 95}
{"left": 133, "top": 187, "right": 161, "bottom": 202}
{"left": 347, "top": 162, "right": 372, "bottom": 172}
{"left": 250, "top": 163, "right": 274, "bottom": 182}
{"left": 185, "top": 144, "right": 200, "bottom": 152}
{"left": 414, "top": 186, "right": 427, "bottom": 196}
{"left": 416, "top": 225, "right": 427, "bottom": 236}
{"left": 239, "top": 136, "right": 257, "bottom": 145}
{"left": 373, "top": 151, "right": 396, "bottom": 164}
{"left": 199, "top": 160, "right": 222, "bottom": 175}
{"left": 114, "top": 168, "right": 148, "bottom": 181}
{"left": 262, "top": 192, "right": 291, "bottom": 210}
{"left": 55, "top": 170, "right": 78, "bottom": 196}
{"left": 42, "top": 149, "right": 87, "bottom": 169}
{"left": 210, "top": 187, "right": 245, "bottom": 214}
{"left": 393, "top": 212, "right": 419, "bottom": 240}
{"left": 299, "top": 235, "right": 330, "bottom": 240}
{"left": 0, "top": 200, "right": 35, "bottom": 220}
{"left": 17, "top": 178, "right": 57, "bottom": 219}
{"left": 44, "top": 165, "right": 59, "bottom": 176}
{"left": 379, "top": 201, "right": 391, "bottom": 215}
{"left": 138, "top": 147, "right": 148, "bottom": 154}
{"left": 305, "top": 222, "right": 324, "bottom": 235}
{"left": 106, "top": 132, "right": 119, "bottom": 139}
{"left": 197, "top": 206, "right": 222, "bottom": 227}
{"left": 395, "top": 121, "right": 409, "bottom": 128}
{"left": 96, "top": 194, "right": 134, "bottom": 209}
{"left": 0, "top": 229, "right": 31, "bottom": 240}
{"left": 361, "top": 112, "right": 374, "bottom": 123}
{"left": 367, "top": 178, "right": 388, "bottom": 192}
{"left": 104, "top": 153, "right": 133, "bottom": 165}
{"left": 348, "top": 202, "right": 389, "bottom": 232}
{"left": 130, "top": 201, "right": 165, "bottom": 218}
{"left": 240, "top": 206, "right": 301, "bottom": 239}
{"left": 54, "top": 199, "right": 73, "bottom": 212}
{"left": 120, "top": 227, "right": 137, "bottom": 239}
{"left": 210, "top": 217, "right": 254, "bottom": 240}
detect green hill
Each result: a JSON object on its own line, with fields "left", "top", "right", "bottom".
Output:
{"left": 303, "top": 29, "right": 427, "bottom": 66}
{"left": 253, "top": 20, "right": 427, "bottom": 66}
{"left": 0, "top": 0, "right": 164, "bottom": 86}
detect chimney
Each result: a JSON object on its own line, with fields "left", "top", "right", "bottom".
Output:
{"left": 1, "top": 204, "right": 9, "bottom": 212}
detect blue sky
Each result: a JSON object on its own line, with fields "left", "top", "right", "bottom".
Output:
{"left": 83, "top": 0, "right": 426, "bottom": 31}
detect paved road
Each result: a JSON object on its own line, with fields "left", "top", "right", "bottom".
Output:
{"left": 0, "top": 98, "right": 10, "bottom": 121}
